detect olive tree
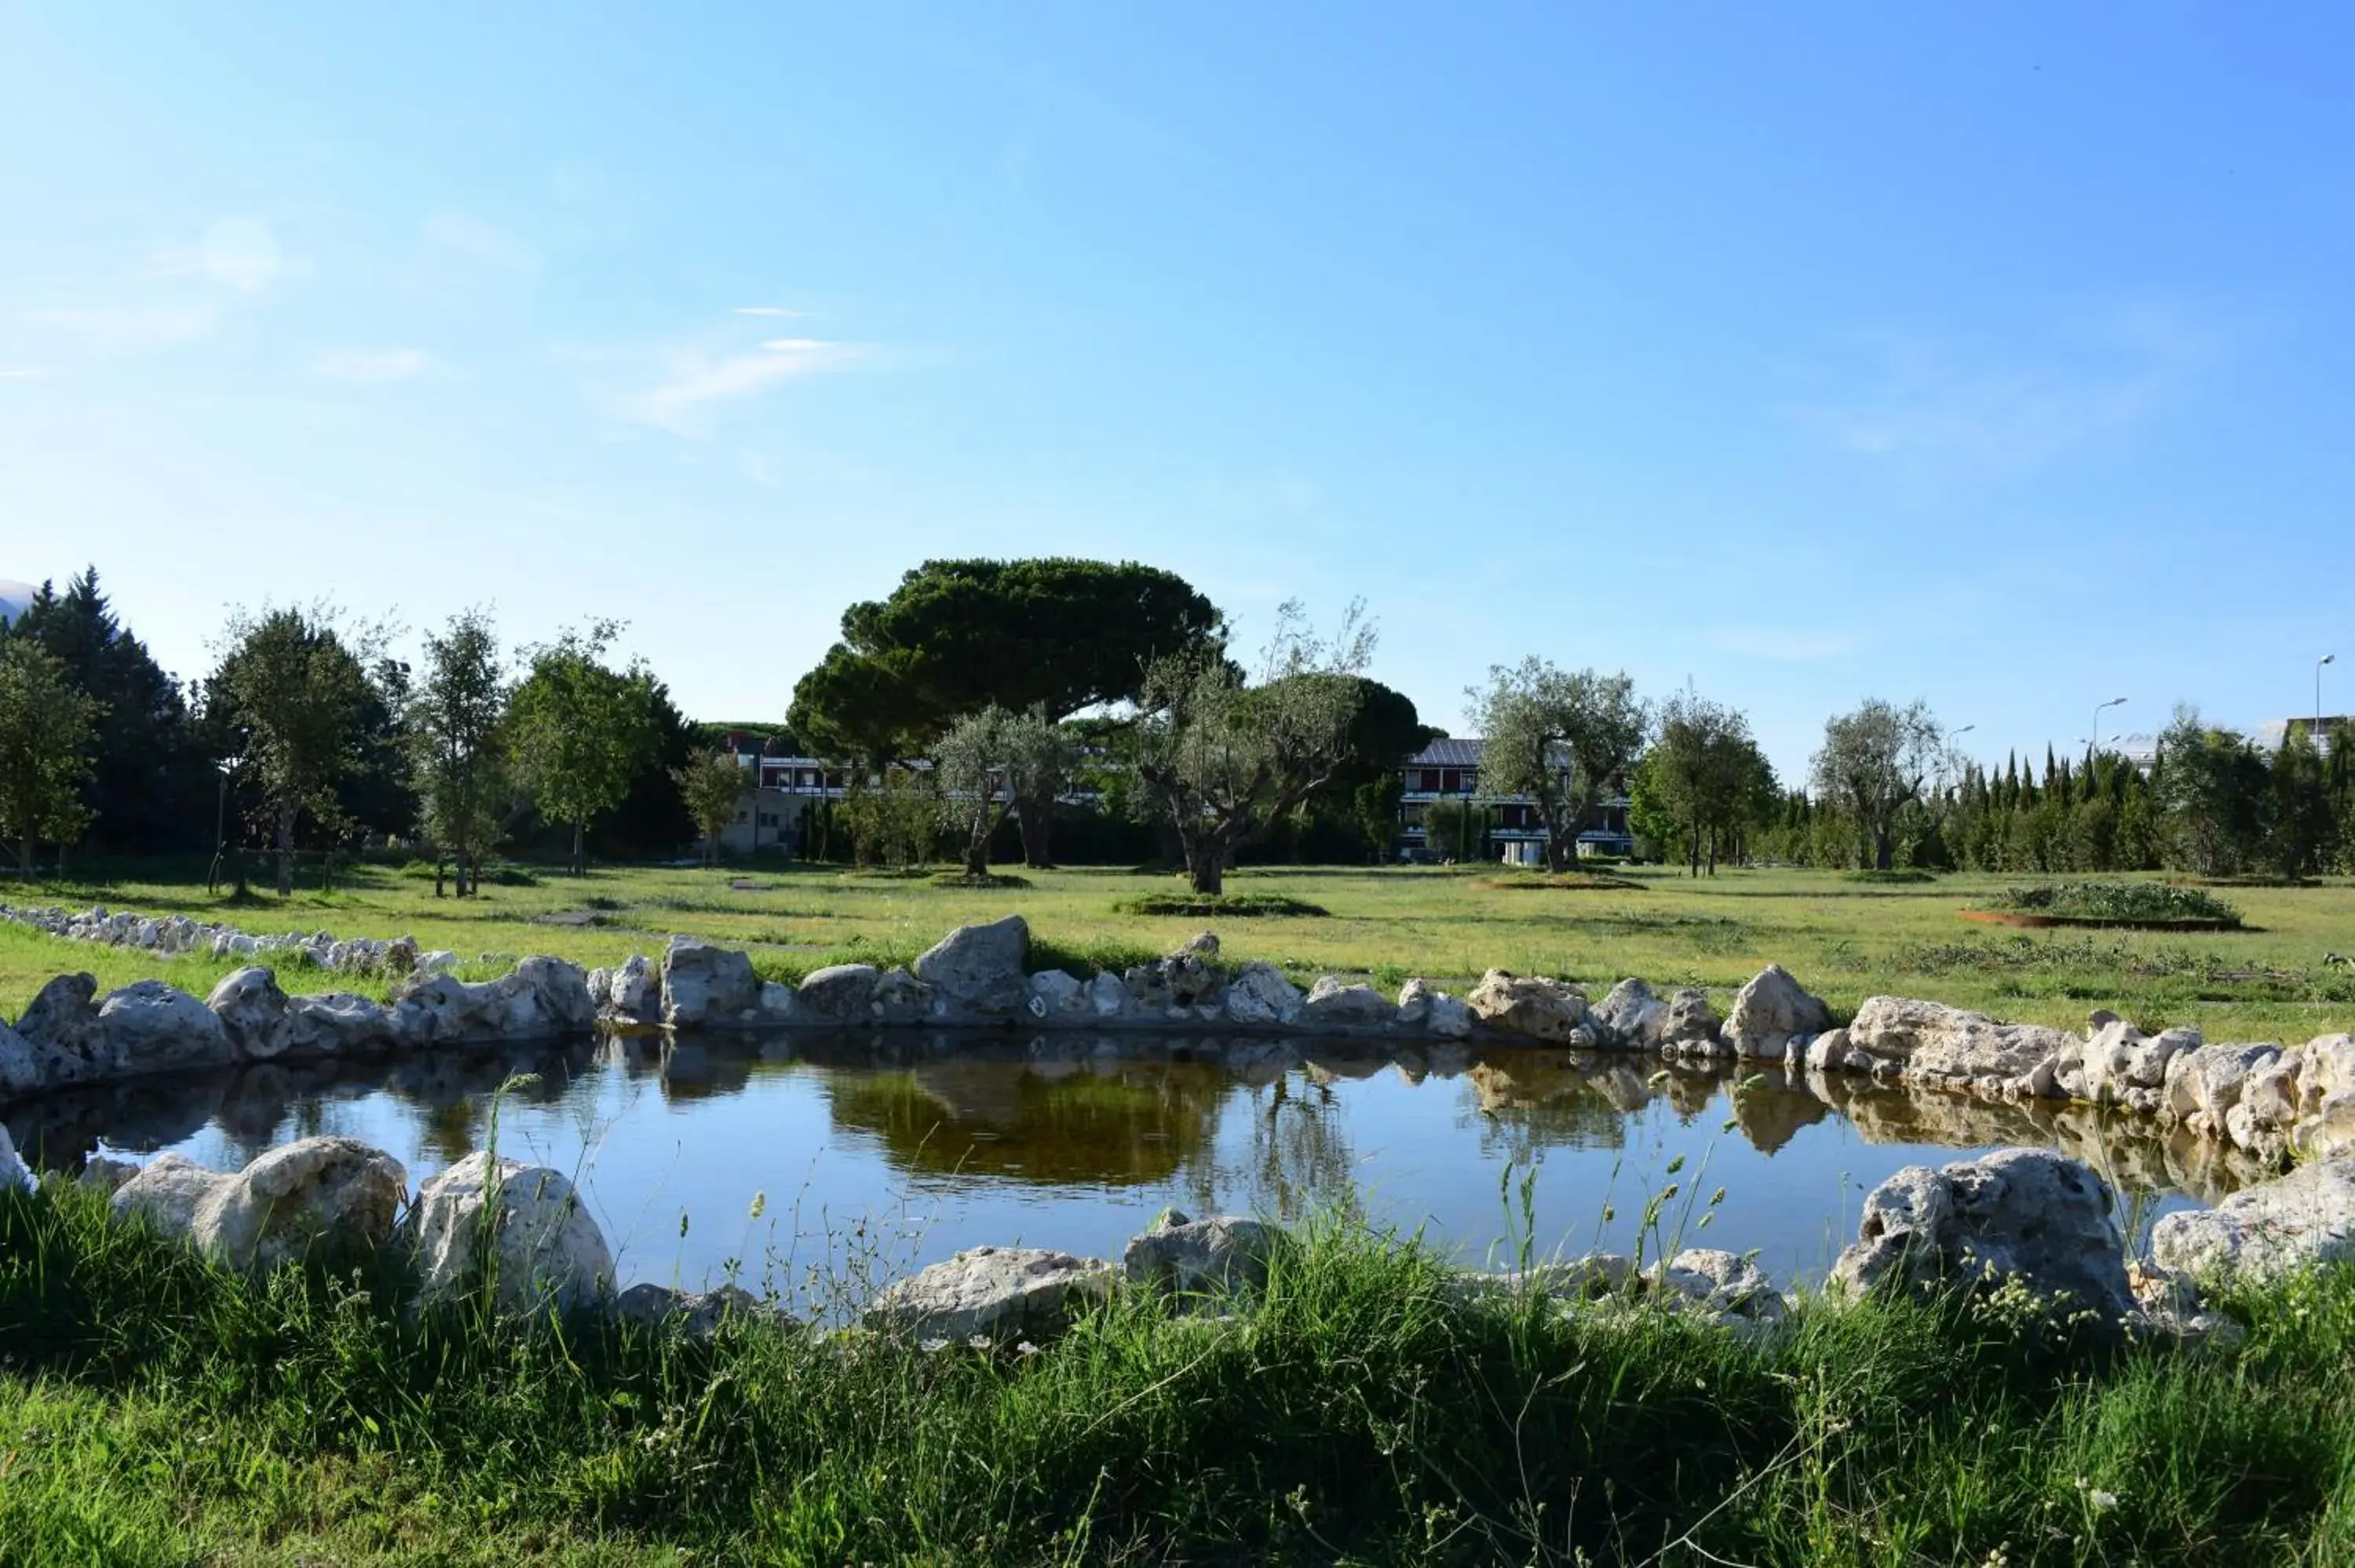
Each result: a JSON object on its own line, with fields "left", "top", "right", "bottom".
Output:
{"left": 1131, "top": 600, "right": 1375, "bottom": 895}
{"left": 1631, "top": 693, "right": 1774, "bottom": 875}
{"left": 674, "top": 751, "right": 748, "bottom": 866}
{"left": 509, "top": 622, "right": 656, "bottom": 876}
{"left": 0, "top": 638, "right": 101, "bottom": 875}
{"left": 1466, "top": 660, "right": 1648, "bottom": 871}
{"left": 1810, "top": 698, "right": 1943, "bottom": 870}
{"left": 406, "top": 609, "right": 510, "bottom": 897}
{"left": 210, "top": 607, "right": 386, "bottom": 895}
{"left": 934, "top": 705, "right": 1075, "bottom": 879}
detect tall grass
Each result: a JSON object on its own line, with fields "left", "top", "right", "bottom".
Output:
{"left": 5, "top": 1176, "right": 2355, "bottom": 1563}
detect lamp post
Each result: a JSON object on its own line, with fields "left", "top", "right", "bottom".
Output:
{"left": 2320, "top": 655, "right": 2337, "bottom": 754}
{"left": 2092, "top": 697, "right": 2127, "bottom": 755}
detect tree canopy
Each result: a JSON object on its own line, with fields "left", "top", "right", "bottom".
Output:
{"left": 509, "top": 622, "right": 656, "bottom": 876}
{"left": 0, "top": 638, "right": 102, "bottom": 875}
{"left": 1466, "top": 660, "right": 1648, "bottom": 872}
{"left": 787, "top": 559, "right": 1222, "bottom": 760}
{"left": 1809, "top": 698, "right": 1944, "bottom": 872}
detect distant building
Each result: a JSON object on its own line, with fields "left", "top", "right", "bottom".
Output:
{"left": 711, "top": 735, "right": 850, "bottom": 855}
{"left": 2264, "top": 717, "right": 2347, "bottom": 759}
{"left": 1397, "top": 737, "right": 1634, "bottom": 865}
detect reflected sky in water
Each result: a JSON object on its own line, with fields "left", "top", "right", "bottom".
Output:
{"left": 6, "top": 1031, "right": 2244, "bottom": 1302}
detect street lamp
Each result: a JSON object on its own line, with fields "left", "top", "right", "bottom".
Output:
{"left": 2320, "top": 655, "right": 2337, "bottom": 753}
{"left": 2092, "top": 698, "right": 2127, "bottom": 755}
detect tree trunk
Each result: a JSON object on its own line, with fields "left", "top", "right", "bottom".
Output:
{"left": 1185, "top": 836, "right": 1225, "bottom": 896}
{"left": 276, "top": 800, "right": 297, "bottom": 896}
{"left": 963, "top": 836, "right": 991, "bottom": 879}
{"left": 1875, "top": 824, "right": 1896, "bottom": 872}
{"left": 1015, "top": 796, "right": 1054, "bottom": 869}
{"left": 16, "top": 836, "right": 30, "bottom": 877}
{"left": 434, "top": 859, "right": 446, "bottom": 898}
{"left": 571, "top": 819, "right": 586, "bottom": 877}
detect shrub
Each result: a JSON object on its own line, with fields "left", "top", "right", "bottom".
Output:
{"left": 1992, "top": 881, "right": 2244, "bottom": 927}
{"left": 1113, "top": 892, "right": 1330, "bottom": 918}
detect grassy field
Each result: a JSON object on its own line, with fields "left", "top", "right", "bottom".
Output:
{"left": 6, "top": 1176, "right": 2355, "bottom": 1566}
{"left": 5, "top": 858, "right": 2354, "bottom": 1041}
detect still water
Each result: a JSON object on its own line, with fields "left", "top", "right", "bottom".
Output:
{"left": 6, "top": 1031, "right": 2255, "bottom": 1304}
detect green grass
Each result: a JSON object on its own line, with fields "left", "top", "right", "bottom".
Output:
{"left": 1112, "top": 890, "right": 1333, "bottom": 918}
{"left": 5, "top": 1177, "right": 2355, "bottom": 1564}
{"left": 6, "top": 859, "right": 2355, "bottom": 1038}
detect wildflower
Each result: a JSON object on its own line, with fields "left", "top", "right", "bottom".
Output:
{"left": 747, "top": 1190, "right": 767, "bottom": 1220}
{"left": 2089, "top": 1490, "right": 2119, "bottom": 1514}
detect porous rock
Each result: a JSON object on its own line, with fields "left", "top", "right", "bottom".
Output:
{"left": 1225, "top": 962, "right": 1303, "bottom": 1026}
{"left": 912, "top": 915, "right": 1030, "bottom": 1016}
{"left": 1302, "top": 975, "right": 1390, "bottom": 1024}
{"left": 1397, "top": 979, "right": 1472, "bottom": 1038}
{"left": 1590, "top": 979, "right": 1664, "bottom": 1049}
{"left": 1845, "top": 997, "right": 2076, "bottom": 1089}
{"left": 1123, "top": 1208, "right": 1276, "bottom": 1297}
{"left": 2149, "top": 1155, "right": 2355, "bottom": 1282}
{"left": 1467, "top": 971, "right": 1587, "bottom": 1042}
{"left": 1723, "top": 965, "right": 1831, "bottom": 1062}
{"left": 1831, "top": 1148, "right": 2131, "bottom": 1320}
{"left": 661, "top": 939, "right": 762, "bottom": 1026}
{"left": 111, "top": 1138, "right": 410, "bottom": 1271}
{"left": 402, "top": 1151, "right": 614, "bottom": 1312}
{"left": 865, "top": 1245, "right": 1115, "bottom": 1344}
{"left": 614, "top": 1281, "right": 789, "bottom": 1338}
{"left": 797, "top": 963, "right": 881, "bottom": 1019}
{"left": 205, "top": 967, "right": 292, "bottom": 1060}
{"left": 0, "top": 1124, "right": 27, "bottom": 1192}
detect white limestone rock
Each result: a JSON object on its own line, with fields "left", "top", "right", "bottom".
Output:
{"left": 911, "top": 916, "right": 1031, "bottom": 1017}
{"left": 1396, "top": 979, "right": 1472, "bottom": 1039}
{"left": 797, "top": 963, "right": 881, "bottom": 1019}
{"left": 1302, "top": 975, "right": 1390, "bottom": 1025}
{"left": 1845, "top": 997, "right": 2075, "bottom": 1090}
{"left": 205, "top": 967, "right": 292, "bottom": 1060}
{"left": 1467, "top": 971, "right": 1588, "bottom": 1042}
{"left": 1224, "top": 962, "right": 1303, "bottom": 1026}
{"left": 1123, "top": 1209, "right": 1276, "bottom": 1298}
{"left": 401, "top": 1151, "right": 614, "bottom": 1313}
{"left": 1026, "top": 969, "right": 1086, "bottom": 1019}
{"left": 1831, "top": 1148, "right": 2132, "bottom": 1321}
{"left": 660, "top": 939, "right": 763, "bottom": 1027}
{"left": 1722, "top": 965, "right": 1831, "bottom": 1062}
{"left": 865, "top": 1245, "right": 1115, "bottom": 1344}
{"left": 2149, "top": 1156, "right": 2355, "bottom": 1282}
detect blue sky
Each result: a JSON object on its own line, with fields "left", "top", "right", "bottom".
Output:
{"left": 4, "top": 4, "right": 2350, "bottom": 778}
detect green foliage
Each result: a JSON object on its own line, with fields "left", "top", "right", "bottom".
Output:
{"left": 836, "top": 766, "right": 942, "bottom": 869}
{"left": 404, "top": 608, "right": 512, "bottom": 895}
{"left": 507, "top": 622, "right": 657, "bottom": 875}
{"left": 207, "top": 607, "right": 389, "bottom": 896}
{"left": 3, "top": 567, "right": 206, "bottom": 854}
{"left": 1842, "top": 868, "right": 1939, "bottom": 884}
{"left": 1130, "top": 600, "right": 1375, "bottom": 895}
{"left": 1630, "top": 691, "right": 1776, "bottom": 876}
{"left": 673, "top": 752, "right": 748, "bottom": 866}
{"left": 1115, "top": 891, "right": 1331, "bottom": 917}
{"left": 1992, "top": 881, "right": 2245, "bottom": 927}
{"left": 1421, "top": 794, "right": 1488, "bottom": 861}
{"left": 933, "top": 705, "right": 1074, "bottom": 877}
{"left": 1467, "top": 659, "right": 1648, "bottom": 873}
{"left": 0, "top": 638, "right": 101, "bottom": 875}
{"left": 786, "top": 558, "right": 1222, "bottom": 764}
{"left": 1810, "top": 697, "right": 1944, "bottom": 873}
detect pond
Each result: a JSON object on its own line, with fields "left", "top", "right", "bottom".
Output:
{"left": 5, "top": 1031, "right": 2263, "bottom": 1309}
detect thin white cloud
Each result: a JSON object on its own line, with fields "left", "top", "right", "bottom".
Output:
{"left": 1797, "top": 308, "right": 2216, "bottom": 481}
{"left": 314, "top": 348, "right": 435, "bottom": 383}
{"left": 150, "top": 218, "right": 301, "bottom": 294}
{"left": 732, "top": 305, "right": 809, "bottom": 319}
{"left": 27, "top": 304, "right": 222, "bottom": 352}
{"left": 619, "top": 336, "right": 861, "bottom": 437}
{"left": 423, "top": 212, "right": 541, "bottom": 274}
{"left": 1708, "top": 626, "right": 1861, "bottom": 663}
{"left": 0, "top": 367, "right": 37, "bottom": 380}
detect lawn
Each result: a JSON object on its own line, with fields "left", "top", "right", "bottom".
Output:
{"left": 5, "top": 858, "right": 2355, "bottom": 1041}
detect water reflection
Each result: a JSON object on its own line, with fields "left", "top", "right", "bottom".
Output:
{"left": 3, "top": 1030, "right": 2265, "bottom": 1295}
